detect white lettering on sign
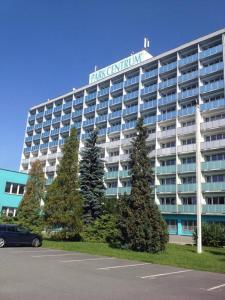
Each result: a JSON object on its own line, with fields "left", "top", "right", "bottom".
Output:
{"left": 89, "top": 50, "right": 152, "bottom": 84}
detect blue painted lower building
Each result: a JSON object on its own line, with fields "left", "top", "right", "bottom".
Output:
{"left": 0, "top": 169, "right": 29, "bottom": 217}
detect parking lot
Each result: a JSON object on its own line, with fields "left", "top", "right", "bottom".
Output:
{"left": 0, "top": 247, "right": 225, "bottom": 300}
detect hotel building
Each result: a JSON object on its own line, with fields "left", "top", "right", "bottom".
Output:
{"left": 20, "top": 29, "right": 225, "bottom": 236}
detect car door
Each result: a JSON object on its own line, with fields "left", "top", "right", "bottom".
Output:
{"left": 6, "top": 225, "right": 19, "bottom": 244}
{"left": 15, "top": 227, "right": 32, "bottom": 245}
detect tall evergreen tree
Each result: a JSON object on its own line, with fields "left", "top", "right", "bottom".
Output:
{"left": 17, "top": 160, "right": 45, "bottom": 234}
{"left": 80, "top": 130, "right": 105, "bottom": 224}
{"left": 111, "top": 118, "right": 168, "bottom": 253}
{"left": 44, "top": 128, "right": 83, "bottom": 240}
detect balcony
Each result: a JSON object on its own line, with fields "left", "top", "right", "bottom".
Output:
{"left": 177, "top": 144, "right": 196, "bottom": 153}
{"left": 31, "top": 145, "right": 39, "bottom": 152}
{"left": 141, "top": 69, "right": 158, "bottom": 81}
{"left": 43, "top": 120, "right": 51, "bottom": 127}
{"left": 50, "top": 128, "right": 60, "bottom": 136}
{"left": 157, "top": 128, "right": 176, "bottom": 139}
{"left": 124, "top": 90, "right": 139, "bottom": 102}
{"left": 201, "top": 139, "right": 225, "bottom": 151}
{"left": 159, "top": 205, "right": 177, "bottom": 213}
{"left": 84, "top": 105, "right": 95, "bottom": 114}
{"left": 200, "top": 98, "right": 225, "bottom": 112}
{"left": 106, "top": 156, "right": 120, "bottom": 163}
{"left": 122, "top": 105, "right": 138, "bottom": 117}
{"left": 140, "top": 84, "right": 157, "bottom": 96}
{"left": 120, "top": 154, "right": 130, "bottom": 162}
{"left": 83, "top": 118, "right": 95, "bottom": 127}
{"left": 158, "top": 94, "right": 176, "bottom": 106}
{"left": 178, "top": 205, "right": 196, "bottom": 214}
{"left": 159, "top": 61, "right": 177, "bottom": 74}
{"left": 203, "top": 205, "right": 225, "bottom": 214}
{"left": 52, "top": 117, "right": 61, "bottom": 124}
{"left": 122, "top": 120, "right": 136, "bottom": 130}
{"left": 199, "top": 44, "right": 223, "bottom": 59}
{"left": 60, "top": 125, "right": 70, "bottom": 133}
{"left": 104, "top": 171, "right": 118, "bottom": 180}
{"left": 109, "top": 96, "right": 122, "bottom": 107}
{"left": 24, "top": 147, "right": 31, "bottom": 153}
{"left": 201, "top": 118, "right": 225, "bottom": 131}
{"left": 45, "top": 109, "right": 53, "bottom": 116}
{"left": 36, "top": 112, "right": 44, "bottom": 119}
{"left": 202, "top": 160, "right": 225, "bottom": 171}
{"left": 177, "top": 125, "right": 196, "bottom": 135}
{"left": 111, "top": 82, "right": 123, "bottom": 93}
{"left": 33, "top": 134, "right": 41, "bottom": 141}
{"left": 124, "top": 75, "right": 139, "bottom": 87}
{"left": 119, "top": 170, "right": 130, "bottom": 178}
{"left": 140, "top": 100, "right": 157, "bottom": 111}
{"left": 118, "top": 187, "right": 131, "bottom": 194}
{"left": 34, "top": 123, "right": 42, "bottom": 130}
{"left": 61, "top": 113, "right": 71, "bottom": 121}
{"left": 46, "top": 166, "right": 56, "bottom": 172}
{"left": 159, "top": 77, "right": 177, "bottom": 90}
{"left": 97, "top": 128, "right": 107, "bottom": 136}
{"left": 106, "top": 188, "right": 117, "bottom": 196}
{"left": 178, "top": 87, "right": 199, "bottom": 100}
{"left": 178, "top": 53, "right": 198, "bottom": 67}
{"left": 178, "top": 106, "right": 195, "bottom": 117}
{"left": 40, "top": 143, "right": 49, "bottom": 150}
{"left": 53, "top": 106, "right": 62, "bottom": 113}
{"left": 200, "top": 61, "right": 224, "bottom": 76}
{"left": 178, "top": 184, "right": 196, "bottom": 193}
{"left": 107, "top": 124, "right": 121, "bottom": 134}
{"left": 72, "top": 122, "right": 82, "bottom": 129}
{"left": 73, "top": 97, "right": 84, "bottom": 106}
{"left": 85, "top": 92, "right": 97, "bottom": 102}
{"left": 161, "top": 204, "right": 225, "bottom": 214}
{"left": 143, "top": 115, "right": 157, "bottom": 125}
{"left": 156, "top": 165, "right": 176, "bottom": 174}
{"left": 158, "top": 110, "right": 176, "bottom": 122}
{"left": 178, "top": 70, "right": 198, "bottom": 83}
{"left": 98, "top": 87, "right": 109, "bottom": 98}
{"left": 157, "top": 147, "right": 176, "bottom": 156}
{"left": 72, "top": 110, "right": 82, "bottom": 118}
{"left": 202, "top": 182, "right": 225, "bottom": 192}
{"left": 108, "top": 110, "right": 122, "bottom": 120}
{"left": 63, "top": 102, "right": 72, "bottom": 110}
{"left": 177, "top": 163, "right": 196, "bottom": 173}
{"left": 96, "top": 114, "right": 107, "bottom": 124}
{"left": 59, "top": 139, "right": 65, "bottom": 146}
{"left": 28, "top": 115, "right": 35, "bottom": 121}
{"left": 156, "top": 185, "right": 176, "bottom": 193}
{"left": 49, "top": 140, "right": 58, "bottom": 148}
{"left": 25, "top": 136, "right": 33, "bottom": 142}
{"left": 82, "top": 133, "right": 91, "bottom": 140}
{"left": 200, "top": 80, "right": 224, "bottom": 94}
{"left": 96, "top": 101, "right": 108, "bottom": 110}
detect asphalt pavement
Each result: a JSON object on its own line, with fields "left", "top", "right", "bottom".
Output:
{"left": 0, "top": 247, "right": 225, "bottom": 300}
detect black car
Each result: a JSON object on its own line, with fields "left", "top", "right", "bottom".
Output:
{"left": 0, "top": 224, "right": 42, "bottom": 248}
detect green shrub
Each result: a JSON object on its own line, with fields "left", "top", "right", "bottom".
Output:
{"left": 81, "top": 214, "right": 118, "bottom": 243}
{"left": 193, "top": 223, "right": 225, "bottom": 247}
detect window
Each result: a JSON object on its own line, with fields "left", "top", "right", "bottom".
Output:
{"left": 6, "top": 226, "right": 16, "bottom": 232}
{"left": 166, "top": 220, "right": 177, "bottom": 231}
{"left": 5, "top": 182, "right": 11, "bottom": 193}
{"left": 182, "top": 197, "right": 196, "bottom": 205}
{"left": 182, "top": 176, "right": 196, "bottom": 184}
{"left": 182, "top": 157, "right": 196, "bottom": 164}
{"left": 182, "top": 220, "right": 196, "bottom": 232}
{"left": 160, "top": 197, "right": 176, "bottom": 205}
{"left": 4, "top": 182, "right": 25, "bottom": 195}
{"left": 207, "top": 197, "right": 225, "bottom": 205}
{"left": 161, "top": 178, "right": 176, "bottom": 185}
{"left": 18, "top": 185, "right": 25, "bottom": 195}
{"left": 206, "top": 175, "right": 225, "bottom": 182}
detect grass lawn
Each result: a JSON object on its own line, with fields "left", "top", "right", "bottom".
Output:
{"left": 43, "top": 240, "right": 225, "bottom": 274}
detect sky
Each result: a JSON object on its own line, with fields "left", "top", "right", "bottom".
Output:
{"left": 1, "top": 0, "right": 225, "bottom": 171}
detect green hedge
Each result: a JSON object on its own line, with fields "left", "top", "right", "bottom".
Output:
{"left": 193, "top": 223, "right": 225, "bottom": 247}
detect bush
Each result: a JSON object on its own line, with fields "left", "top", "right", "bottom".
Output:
{"left": 81, "top": 214, "right": 118, "bottom": 243}
{"left": 193, "top": 223, "right": 225, "bottom": 247}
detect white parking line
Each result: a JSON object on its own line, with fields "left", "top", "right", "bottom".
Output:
{"left": 207, "top": 283, "right": 225, "bottom": 291}
{"left": 32, "top": 253, "right": 80, "bottom": 258}
{"left": 98, "top": 263, "right": 151, "bottom": 270}
{"left": 139, "top": 269, "right": 192, "bottom": 279}
{"left": 11, "top": 249, "right": 64, "bottom": 254}
{"left": 60, "top": 257, "right": 114, "bottom": 263}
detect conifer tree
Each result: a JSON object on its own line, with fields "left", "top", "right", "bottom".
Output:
{"left": 111, "top": 118, "right": 168, "bottom": 253}
{"left": 80, "top": 130, "right": 105, "bottom": 224}
{"left": 17, "top": 160, "right": 45, "bottom": 234}
{"left": 44, "top": 128, "right": 83, "bottom": 240}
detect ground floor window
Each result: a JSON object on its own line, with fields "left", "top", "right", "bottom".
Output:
{"left": 1, "top": 207, "right": 17, "bottom": 217}
{"left": 182, "top": 220, "right": 196, "bottom": 232}
{"left": 166, "top": 219, "right": 177, "bottom": 232}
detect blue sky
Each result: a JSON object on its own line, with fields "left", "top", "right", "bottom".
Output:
{"left": 1, "top": 0, "right": 225, "bottom": 171}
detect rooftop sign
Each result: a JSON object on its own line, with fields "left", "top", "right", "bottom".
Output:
{"left": 89, "top": 50, "right": 152, "bottom": 84}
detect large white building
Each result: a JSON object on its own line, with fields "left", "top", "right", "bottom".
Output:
{"left": 20, "top": 28, "right": 225, "bottom": 236}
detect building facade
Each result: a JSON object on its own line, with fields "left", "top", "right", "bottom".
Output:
{"left": 0, "top": 169, "right": 28, "bottom": 216}
{"left": 20, "top": 29, "right": 225, "bottom": 236}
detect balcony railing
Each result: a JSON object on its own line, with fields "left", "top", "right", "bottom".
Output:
{"left": 43, "top": 120, "right": 51, "bottom": 127}
{"left": 178, "top": 87, "right": 199, "bottom": 100}
{"left": 178, "top": 70, "right": 198, "bottom": 83}
{"left": 160, "top": 204, "right": 225, "bottom": 214}
{"left": 156, "top": 165, "right": 176, "bottom": 174}
{"left": 96, "top": 101, "right": 108, "bottom": 110}
{"left": 159, "top": 61, "right": 177, "bottom": 73}
{"left": 178, "top": 53, "right": 198, "bottom": 67}
{"left": 177, "top": 125, "right": 196, "bottom": 135}
{"left": 109, "top": 96, "right": 122, "bottom": 107}
{"left": 111, "top": 82, "right": 123, "bottom": 92}
{"left": 85, "top": 92, "right": 97, "bottom": 102}
{"left": 177, "top": 144, "right": 196, "bottom": 153}
{"left": 97, "top": 128, "right": 107, "bottom": 136}
{"left": 73, "top": 97, "right": 84, "bottom": 106}
{"left": 201, "top": 160, "right": 225, "bottom": 171}
{"left": 200, "top": 80, "right": 224, "bottom": 94}
{"left": 122, "top": 120, "right": 136, "bottom": 130}
{"left": 201, "top": 118, "right": 225, "bottom": 131}
{"left": 156, "top": 184, "right": 176, "bottom": 193}
{"left": 158, "top": 94, "right": 176, "bottom": 106}
{"left": 119, "top": 170, "right": 130, "bottom": 178}
{"left": 158, "top": 110, "right": 176, "bottom": 122}
{"left": 157, "top": 128, "right": 176, "bottom": 139}
{"left": 72, "top": 110, "right": 82, "bottom": 118}
{"left": 178, "top": 183, "right": 196, "bottom": 193}
{"left": 159, "top": 77, "right": 177, "bottom": 90}
{"left": 106, "top": 188, "right": 117, "bottom": 195}
{"left": 122, "top": 105, "right": 138, "bottom": 116}
{"left": 201, "top": 139, "right": 225, "bottom": 150}
{"left": 107, "top": 124, "right": 121, "bottom": 134}
{"left": 124, "top": 90, "right": 139, "bottom": 102}
{"left": 96, "top": 114, "right": 107, "bottom": 124}
{"left": 84, "top": 105, "right": 95, "bottom": 114}
{"left": 178, "top": 106, "right": 195, "bottom": 117}
{"left": 141, "top": 84, "right": 157, "bottom": 96}
{"left": 199, "top": 44, "right": 223, "bottom": 59}
{"left": 200, "top": 61, "right": 224, "bottom": 76}
{"left": 61, "top": 114, "right": 71, "bottom": 121}
{"left": 177, "top": 163, "right": 196, "bottom": 173}
{"left": 124, "top": 75, "right": 139, "bottom": 87}
{"left": 202, "top": 182, "right": 225, "bottom": 192}
{"left": 53, "top": 106, "right": 62, "bottom": 113}
{"left": 60, "top": 126, "right": 70, "bottom": 133}
{"left": 104, "top": 171, "right": 118, "bottom": 180}
{"left": 118, "top": 187, "right": 131, "bottom": 194}
{"left": 50, "top": 128, "right": 60, "bottom": 136}
{"left": 141, "top": 69, "right": 158, "bottom": 81}
{"left": 140, "top": 100, "right": 157, "bottom": 111}
{"left": 108, "top": 110, "right": 122, "bottom": 120}
{"left": 200, "top": 98, "right": 225, "bottom": 112}
{"left": 83, "top": 118, "right": 95, "bottom": 127}
{"left": 157, "top": 147, "right": 176, "bottom": 156}
{"left": 143, "top": 115, "right": 157, "bottom": 125}
{"left": 52, "top": 117, "right": 61, "bottom": 124}
{"left": 98, "top": 87, "right": 110, "bottom": 97}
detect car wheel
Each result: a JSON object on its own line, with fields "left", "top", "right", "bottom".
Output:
{"left": 0, "top": 238, "right": 5, "bottom": 248}
{"left": 32, "top": 238, "right": 41, "bottom": 248}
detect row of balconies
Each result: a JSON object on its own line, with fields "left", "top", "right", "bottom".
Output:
{"left": 159, "top": 204, "right": 225, "bottom": 214}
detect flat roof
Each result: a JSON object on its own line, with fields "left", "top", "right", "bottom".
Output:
{"left": 30, "top": 27, "right": 225, "bottom": 110}
{"left": 0, "top": 168, "right": 29, "bottom": 176}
